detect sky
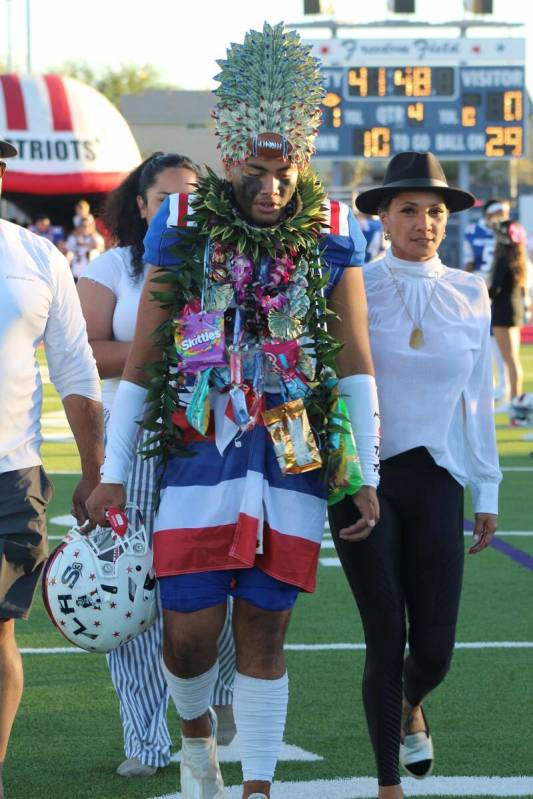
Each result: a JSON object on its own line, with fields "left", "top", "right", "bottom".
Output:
{"left": 3, "top": 0, "right": 533, "bottom": 92}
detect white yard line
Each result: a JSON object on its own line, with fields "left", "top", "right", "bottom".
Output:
{"left": 285, "top": 642, "right": 533, "bottom": 651}
{"left": 21, "top": 641, "right": 533, "bottom": 655}
{"left": 47, "top": 471, "right": 80, "bottom": 475}
{"left": 21, "top": 647, "right": 86, "bottom": 655}
{"left": 151, "top": 775, "right": 533, "bottom": 798}
{"left": 171, "top": 740, "right": 322, "bottom": 764}
{"left": 46, "top": 530, "right": 532, "bottom": 543}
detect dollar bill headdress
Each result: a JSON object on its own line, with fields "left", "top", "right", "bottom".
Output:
{"left": 212, "top": 22, "right": 325, "bottom": 170}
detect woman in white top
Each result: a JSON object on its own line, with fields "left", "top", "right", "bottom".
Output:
{"left": 329, "top": 152, "right": 501, "bottom": 799}
{"left": 78, "top": 153, "right": 236, "bottom": 778}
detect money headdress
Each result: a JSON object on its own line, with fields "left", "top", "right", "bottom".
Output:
{"left": 212, "top": 22, "right": 325, "bottom": 170}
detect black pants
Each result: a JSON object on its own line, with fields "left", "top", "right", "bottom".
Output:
{"left": 328, "top": 448, "right": 464, "bottom": 786}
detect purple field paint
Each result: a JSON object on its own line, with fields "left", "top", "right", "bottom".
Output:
{"left": 490, "top": 537, "right": 533, "bottom": 572}
{"left": 465, "top": 517, "right": 533, "bottom": 571}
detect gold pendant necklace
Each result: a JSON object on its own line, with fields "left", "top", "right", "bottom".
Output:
{"left": 387, "top": 266, "right": 440, "bottom": 350}
{"left": 409, "top": 327, "right": 424, "bottom": 349}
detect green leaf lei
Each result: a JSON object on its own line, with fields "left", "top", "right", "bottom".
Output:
{"left": 140, "top": 168, "right": 345, "bottom": 491}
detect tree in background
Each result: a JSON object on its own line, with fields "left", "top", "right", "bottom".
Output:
{"left": 52, "top": 61, "right": 176, "bottom": 107}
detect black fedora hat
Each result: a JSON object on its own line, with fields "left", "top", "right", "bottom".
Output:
{"left": 0, "top": 138, "right": 18, "bottom": 158}
{"left": 355, "top": 151, "right": 475, "bottom": 215}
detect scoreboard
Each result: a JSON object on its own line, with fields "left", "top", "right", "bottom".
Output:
{"left": 309, "top": 38, "right": 528, "bottom": 160}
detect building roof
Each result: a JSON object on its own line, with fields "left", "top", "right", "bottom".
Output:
{"left": 120, "top": 90, "right": 214, "bottom": 126}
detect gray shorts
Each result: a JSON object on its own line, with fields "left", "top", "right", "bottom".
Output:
{"left": 0, "top": 466, "right": 53, "bottom": 619}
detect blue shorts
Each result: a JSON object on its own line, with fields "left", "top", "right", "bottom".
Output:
{"left": 158, "top": 567, "right": 300, "bottom": 613}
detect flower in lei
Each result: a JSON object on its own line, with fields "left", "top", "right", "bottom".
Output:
{"left": 230, "top": 254, "right": 254, "bottom": 304}
{"left": 140, "top": 169, "right": 348, "bottom": 492}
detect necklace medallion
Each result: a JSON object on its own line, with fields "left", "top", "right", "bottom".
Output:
{"left": 409, "top": 327, "right": 424, "bottom": 349}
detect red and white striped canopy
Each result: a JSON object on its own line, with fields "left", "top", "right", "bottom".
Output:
{"left": 0, "top": 74, "right": 141, "bottom": 195}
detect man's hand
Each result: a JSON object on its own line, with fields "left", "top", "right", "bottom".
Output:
{"left": 85, "top": 482, "right": 127, "bottom": 528}
{"left": 469, "top": 513, "right": 497, "bottom": 554}
{"left": 71, "top": 474, "right": 100, "bottom": 526}
{"left": 339, "top": 485, "right": 380, "bottom": 542}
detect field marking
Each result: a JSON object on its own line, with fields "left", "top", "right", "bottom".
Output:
{"left": 46, "top": 527, "right": 533, "bottom": 544}
{"left": 46, "top": 471, "right": 80, "bottom": 475}
{"left": 21, "top": 647, "right": 86, "bottom": 655}
{"left": 321, "top": 557, "right": 342, "bottom": 567}
{"left": 152, "top": 775, "right": 533, "bottom": 798}
{"left": 171, "top": 740, "right": 322, "bottom": 764}
{"left": 321, "top": 539, "right": 335, "bottom": 549}
{"left": 42, "top": 408, "right": 74, "bottom": 442}
{"left": 491, "top": 537, "right": 533, "bottom": 571}
{"left": 49, "top": 514, "right": 76, "bottom": 527}
{"left": 323, "top": 526, "right": 533, "bottom": 569}
{"left": 20, "top": 641, "right": 533, "bottom": 656}
{"left": 285, "top": 642, "right": 533, "bottom": 652}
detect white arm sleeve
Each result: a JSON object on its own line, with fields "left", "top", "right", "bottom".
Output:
{"left": 100, "top": 380, "right": 148, "bottom": 484}
{"left": 338, "top": 374, "right": 380, "bottom": 488}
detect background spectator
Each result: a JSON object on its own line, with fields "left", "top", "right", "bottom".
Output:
{"left": 489, "top": 219, "right": 529, "bottom": 414}
{"left": 64, "top": 216, "right": 105, "bottom": 280}
{"left": 29, "top": 214, "right": 65, "bottom": 249}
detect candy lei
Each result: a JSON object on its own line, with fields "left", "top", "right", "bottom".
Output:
{"left": 141, "top": 168, "right": 346, "bottom": 488}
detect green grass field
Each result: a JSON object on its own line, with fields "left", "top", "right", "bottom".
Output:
{"left": 5, "top": 348, "right": 533, "bottom": 799}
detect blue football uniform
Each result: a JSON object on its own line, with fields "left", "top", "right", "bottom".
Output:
{"left": 464, "top": 218, "right": 495, "bottom": 282}
{"left": 358, "top": 216, "right": 386, "bottom": 263}
{"left": 143, "top": 193, "right": 366, "bottom": 296}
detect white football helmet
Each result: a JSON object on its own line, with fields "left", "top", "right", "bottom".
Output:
{"left": 42, "top": 503, "right": 156, "bottom": 653}
{"left": 509, "top": 393, "right": 533, "bottom": 427}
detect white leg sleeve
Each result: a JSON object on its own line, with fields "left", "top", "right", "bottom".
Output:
{"left": 161, "top": 659, "right": 219, "bottom": 721}
{"left": 233, "top": 671, "right": 288, "bottom": 783}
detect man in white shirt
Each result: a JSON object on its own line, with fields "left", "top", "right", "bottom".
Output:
{"left": 0, "top": 140, "right": 103, "bottom": 799}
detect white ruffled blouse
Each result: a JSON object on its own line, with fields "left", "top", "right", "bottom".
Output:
{"left": 364, "top": 249, "right": 501, "bottom": 514}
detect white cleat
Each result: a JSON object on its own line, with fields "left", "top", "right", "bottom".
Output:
{"left": 180, "top": 707, "right": 224, "bottom": 798}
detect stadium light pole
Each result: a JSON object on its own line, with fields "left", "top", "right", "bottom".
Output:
{"left": 6, "top": 0, "right": 13, "bottom": 71}
{"left": 26, "top": 0, "right": 31, "bottom": 72}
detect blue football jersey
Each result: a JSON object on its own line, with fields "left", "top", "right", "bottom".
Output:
{"left": 463, "top": 218, "right": 495, "bottom": 281}
{"left": 358, "top": 216, "right": 386, "bottom": 263}
{"left": 144, "top": 194, "right": 365, "bottom": 297}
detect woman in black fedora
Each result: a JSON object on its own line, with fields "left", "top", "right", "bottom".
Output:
{"left": 329, "top": 152, "right": 501, "bottom": 799}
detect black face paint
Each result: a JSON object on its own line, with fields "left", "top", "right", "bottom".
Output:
{"left": 232, "top": 170, "right": 298, "bottom": 225}
{"left": 239, "top": 174, "right": 263, "bottom": 208}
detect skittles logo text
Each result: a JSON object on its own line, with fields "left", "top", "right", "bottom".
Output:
{"left": 181, "top": 328, "right": 220, "bottom": 352}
